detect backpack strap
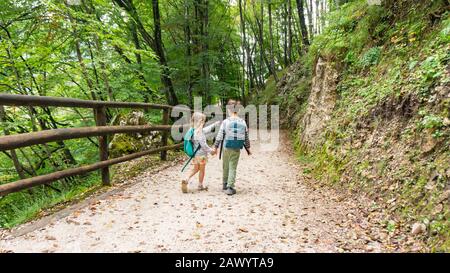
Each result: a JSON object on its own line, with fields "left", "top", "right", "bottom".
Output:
{"left": 190, "top": 130, "right": 201, "bottom": 155}
{"left": 181, "top": 131, "right": 201, "bottom": 172}
{"left": 181, "top": 145, "right": 201, "bottom": 172}
{"left": 219, "top": 130, "right": 225, "bottom": 160}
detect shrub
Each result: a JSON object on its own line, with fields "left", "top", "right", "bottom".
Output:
{"left": 359, "top": 47, "right": 382, "bottom": 69}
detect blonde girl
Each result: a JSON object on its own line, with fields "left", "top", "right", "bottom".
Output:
{"left": 181, "top": 112, "right": 217, "bottom": 193}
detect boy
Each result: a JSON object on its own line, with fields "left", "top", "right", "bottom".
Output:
{"left": 213, "top": 100, "right": 251, "bottom": 195}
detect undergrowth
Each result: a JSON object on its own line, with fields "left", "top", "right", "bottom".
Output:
{"left": 257, "top": 0, "right": 450, "bottom": 252}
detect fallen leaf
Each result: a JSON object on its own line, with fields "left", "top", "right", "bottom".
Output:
{"left": 239, "top": 227, "right": 249, "bottom": 233}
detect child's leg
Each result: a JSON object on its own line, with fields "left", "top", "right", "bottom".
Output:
{"left": 186, "top": 163, "right": 200, "bottom": 181}
{"left": 182, "top": 163, "right": 199, "bottom": 193}
{"left": 222, "top": 149, "right": 230, "bottom": 189}
{"left": 226, "top": 149, "right": 241, "bottom": 189}
{"left": 198, "top": 162, "right": 206, "bottom": 186}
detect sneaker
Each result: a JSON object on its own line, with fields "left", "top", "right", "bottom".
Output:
{"left": 222, "top": 182, "right": 227, "bottom": 190}
{"left": 225, "top": 187, "right": 236, "bottom": 195}
{"left": 198, "top": 184, "right": 208, "bottom": 191}
{"left": 181, "top": 180, "right": 188, "bottom": 193}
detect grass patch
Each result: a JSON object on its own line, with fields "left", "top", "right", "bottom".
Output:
{"left": 258, "top": 0, "right": 450, "bottom": 252}
{"left": 0, "top": 172, "right": 101, "bottom": 228}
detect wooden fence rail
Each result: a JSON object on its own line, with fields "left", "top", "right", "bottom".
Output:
{"left": 0, "top": 93, "right": 175, "bottom": 110}
{"left": 0, "top": 144, "right": 182, "bottom": 196}
{"left": 0, "top": 94, "right": 188, "bottom": 197}
{"left": 0, "top": 125, "right": 179, "bottom": 151}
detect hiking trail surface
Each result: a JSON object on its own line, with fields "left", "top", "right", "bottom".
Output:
{"left": 0, "top": 131, "right": 421, "bottom": 252}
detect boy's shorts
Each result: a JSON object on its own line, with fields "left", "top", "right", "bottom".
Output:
{"left": 192, "top": 156, "right": 208, "bottom": 165}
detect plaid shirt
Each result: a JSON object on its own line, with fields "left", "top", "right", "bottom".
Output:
{"left": 214, "top": 117, "right": 250, "bottom": 150}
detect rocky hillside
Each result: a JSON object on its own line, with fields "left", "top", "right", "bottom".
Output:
{"left": 255, "top": 0, "right": 449, "bottom": 251}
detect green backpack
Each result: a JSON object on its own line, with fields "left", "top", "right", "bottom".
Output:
{"left": 182, "top": 128, "right": 200, "bottom": 172}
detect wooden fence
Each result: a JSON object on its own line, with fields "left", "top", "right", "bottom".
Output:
{"left": 0, "top": 94, "right": 187, "bottom": 197}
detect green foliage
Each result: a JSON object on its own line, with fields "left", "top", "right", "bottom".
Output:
{"left": 274, "top": 0, "right": 450, "bottom": 252}
{"left": 418, "top": 110, "right": 445, "bottom": 138}
{"left": 308, "top": 0, "right": 385, "bottom": 61}
{"left": 418, "top": 111, "right": 444, "bottom": 130}
{"left": 0, "top": 173, "right": 101, "bottom": 228}
{"left": 359, "top": 47, "right": 382, "bottom": 69}
{"left": 252, "top": 69, "right": 287, "bottom": 106}
{"left": 417, "top": 54, "right": 448, "bottom": 96}
{"left": 439, "top": 15, "right": 450, "bottom": 43}
{"left": 344, "top": 51, "right": 358, "bottom": 67}
{"left": 386, "top": 220, "right": 397, "bottom": 233}
{"left": 0, "top": 0, "right": 245, "bottom": 227}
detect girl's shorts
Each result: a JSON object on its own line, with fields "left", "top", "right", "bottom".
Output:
{"left": 192, "top": 156, "right": 208, "bottom": 165}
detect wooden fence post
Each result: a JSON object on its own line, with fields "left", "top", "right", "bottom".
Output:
{"left": 94, "top": 106, "right": 110, "bottom": 185}
{"left": 160, "top": 108, "right": 170, "bottom": 160}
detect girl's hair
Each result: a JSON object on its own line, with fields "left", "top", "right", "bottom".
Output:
{"left": 191, "top": 112, "right": 206, "bottom": 136}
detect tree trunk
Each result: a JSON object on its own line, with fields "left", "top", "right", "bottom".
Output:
{"left": 315, "top": 0, "right": 320, "bottom": 34}
{"left": 184, "top": 0, "right": 194, "bottom": 108}
{"left": 283, "top": 2, "right": 288, "bottom": 67}
{"left": 113, "top": 0, "right": 178, "bottom": 106}
{"left": 202, "top": 0, "right": 211, "bottom": 104}
{"left": 65, "top": 1, "right": 99, "bottom": 101}
{"left": 290, "top": 5, "right": 302, "bottom": 56}
{"left": 0, "top": 106, "right": 26, "bottom": 179}
{"left": 82, "top": 0, "right": 114, "bottom": 101}
{"left": 129, "top": 21, "right": 155, "bottom": 104}
{"left": 275, "top": 10, "right": 283, "bottom": 66}
{"left": 239, "top": 0, "right": 253, "bottom": 105}
{"left": 89, "top": 0, "right": 152, "bottom": 103}
{"left": 258, "top": 2, "right": 265, "bottom": 85}
{"left": 321, "top": 0, "right": 326, "bottom": 30}
{"left": 288, "top": 0, "right": 293, "bottom": 64}
{"left": 268, "top": 1, "right": 279, "bottom": 82}
{"left": 295, "top": 0, "right": 310, "bottom": 49}
{"left": 306, "top": 0, "right": 314, "bottom": 41}
{"left": 252, "top": 1, "right": 273, "bottom": 84}
{"left": 152, "top": 0, "right": 179, "bottom": 106}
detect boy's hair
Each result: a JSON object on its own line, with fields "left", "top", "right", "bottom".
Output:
{"left": 226, "top": 99, "right": 242, "bottom": 114}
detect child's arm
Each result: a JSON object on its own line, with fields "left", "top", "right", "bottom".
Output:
{"left": 196, "top": 132, "right": 214, "bottom": 155}
{"left": 202, "top": 121, "right": 220, "bottom": 135}
{"left": 213, "top": 121, "right": 226, "bottom": 149}
{"left": 244, "top": 130, "right": 250, "bottom": 150}
{"left": 243, "top": 121, "right": 251, "bottom": 155}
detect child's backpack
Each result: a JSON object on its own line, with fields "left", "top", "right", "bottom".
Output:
{"left": 224, "top": 119, "right": 246, "bottom": 149}
{"left": 181, "top": 128, "right": 201, "bottom": 172}
{"left": 183, "top": 128, "right": 200, "bottom": 157}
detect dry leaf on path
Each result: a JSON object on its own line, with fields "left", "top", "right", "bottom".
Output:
{"left": 239, "top": 227, "right": 249, "bottom": 233}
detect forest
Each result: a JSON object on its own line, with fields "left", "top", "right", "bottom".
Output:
{"left": 0, "top": 0, "right": 449, "bottom": 252}
{"left": 0, "top": 0, "right": 333, "bottom": 227}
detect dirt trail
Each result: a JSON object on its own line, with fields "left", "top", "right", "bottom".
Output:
{"left": 0, "top": 131, "right": 395, "bottom": 252}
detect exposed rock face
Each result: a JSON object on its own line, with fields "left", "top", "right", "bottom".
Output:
{"left": 109, "top": 111, "right": 161, "bottom": 157}
{"left": 272, "top": 61, "right": 311, "bottom": 129}
{"left": 118, "top": 111, "right": 147, "bottom": 127}
{"left": 299, "top": 57, "right": 339, "bottom": 147}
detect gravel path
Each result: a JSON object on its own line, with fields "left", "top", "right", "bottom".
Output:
{"left": 0, "top": 132, "right": 393, "bottom": 252}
